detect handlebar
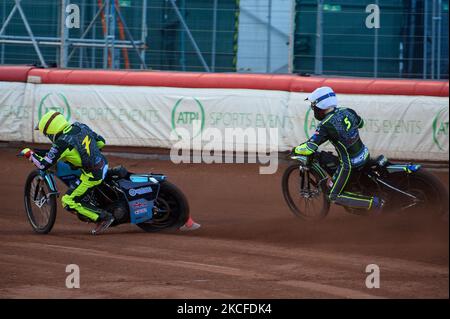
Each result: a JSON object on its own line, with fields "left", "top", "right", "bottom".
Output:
{"left": 288, "top": 153, "right": 315, "bottom": 166}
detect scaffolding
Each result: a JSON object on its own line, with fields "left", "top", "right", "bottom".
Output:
{"left": 0, "top": 0, "right": 212, "bottom": 71}
{"left": 0, "top": 0, "right": 447, "bottom": 78}
{"left": 0, "top": 0, "right": 148, "bottom": 68}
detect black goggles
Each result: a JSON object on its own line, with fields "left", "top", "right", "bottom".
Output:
{"left": 305, "top": 97, "right": 318, "bottom": 109}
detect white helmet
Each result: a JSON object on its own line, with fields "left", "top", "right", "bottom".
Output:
{"left": 306, "top": 86, "right": 338, "bottom": 110}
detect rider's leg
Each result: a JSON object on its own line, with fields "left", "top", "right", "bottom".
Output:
{"left": 62, "top": 164, "right": 114, "bottom": 234}
{"left": 335, "top": 191, "right": 375, "bottom": 209}
{"left": 328, "top": 163, "right": 375, "bottom": 210}
{"left": 61, "top": 172, "right": 106, "bottom": 221}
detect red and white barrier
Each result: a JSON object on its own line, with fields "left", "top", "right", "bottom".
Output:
{"left": 0, "top": 66, "right": 448, "bottom": 161}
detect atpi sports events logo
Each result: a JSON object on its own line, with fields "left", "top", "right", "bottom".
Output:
{"left": 169, "top": 97, "right": 279, "bottom": 174}
{"left": 38, "top": 93, "right": 72, "bottom": 121}
{"left": 171, "top": 97, "right": 205, "bottom": 139}
{"left": 432, "top": 107, "right": 449, "bottom": 151}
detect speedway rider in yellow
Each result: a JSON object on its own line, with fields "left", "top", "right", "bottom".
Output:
{"left": 20, "top": 111, "right": 115, "bottom": 234}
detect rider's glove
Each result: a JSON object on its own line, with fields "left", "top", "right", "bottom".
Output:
{"left": 293, "top": 143, "right": 315, "bottom": 156}
{"left": 19, "top": 148, "right": 33, "bottom": 159}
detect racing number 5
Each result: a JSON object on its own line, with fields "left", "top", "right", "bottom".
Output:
{"left": 344, "top": 117, "right": 351, "bottom": 131}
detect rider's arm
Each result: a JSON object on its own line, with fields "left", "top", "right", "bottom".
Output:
{"left": 95, "top": 134, "right": 106, "bottom": 150}
{"left": 91, "top": 130, "right": 105, "bottom": 150}
{"left": 29, "top": 139, "right": 69, "bottom": 170}
{"left": 308, "top": 124, "right": 330, "bottom": 151}
{"left": 349, "top": 109, "right": 364, "bottom": 128}
{"left": 294, "top": 124, "right": 329, "bottom": 156}
{"left": 78, "top": 122, "right": 106, "bottom": 150}
{"left": 358, "top": 118, "right": 364, "bottom": 129}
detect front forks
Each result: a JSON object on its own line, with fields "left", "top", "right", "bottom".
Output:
{"left": 32, "top": 174, "right": 59, "bottom": 209}
{"left": 298, "top": 166, "right": 326, "bottom": 199}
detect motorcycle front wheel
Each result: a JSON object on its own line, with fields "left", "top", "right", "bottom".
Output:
{"left": 24, "top": 170, "right": 57, "bottom": 234}
{"left": 282, "top": 163, "right": 330, "bottom": 221}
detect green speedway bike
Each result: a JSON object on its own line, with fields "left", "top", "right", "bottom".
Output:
{"left": 282, "top": 151, "right": 449, "bottom": 221}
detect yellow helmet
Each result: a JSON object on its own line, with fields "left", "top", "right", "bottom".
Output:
{"left": 36, "top": 111, "right": 69, "bottom": 137}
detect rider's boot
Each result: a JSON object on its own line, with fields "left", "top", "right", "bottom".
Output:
{"left": 371, "top": 196, "right": 386, "bottom": 215}
{"left": 91, "top": 210, "right": 115, "bottom": 235}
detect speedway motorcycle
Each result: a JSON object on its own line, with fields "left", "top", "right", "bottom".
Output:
{"left": 21, "top": 150, "right": 192, "bottom": 234}
{"left": 282, "top": 151, "right": 449, "bottom": 220}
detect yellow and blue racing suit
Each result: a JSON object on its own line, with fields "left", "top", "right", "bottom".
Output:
{"left": 30, "top": 122, "right": 109, "bottom": 221}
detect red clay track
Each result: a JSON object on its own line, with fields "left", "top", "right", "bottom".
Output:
{"left": 0, "top": 147, "right": 448, "bottom": 298}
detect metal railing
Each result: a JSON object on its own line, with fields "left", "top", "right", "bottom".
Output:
{"left": 0, "top": 0, "right": 447, "bottom": 79}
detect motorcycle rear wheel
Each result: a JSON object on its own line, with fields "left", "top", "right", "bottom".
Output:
{"left": 395, "top": 170, "right": 449, "bottom": 219}
{"left": 137, "top": 181, "right": 190, "bottom": 232}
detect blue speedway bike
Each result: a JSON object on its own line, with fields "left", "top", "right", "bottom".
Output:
{"left": 22, "top": 150, "right": 191, "bottom": 234}
{"left": 282, "top": 151, "right": 449, "bottom": 221}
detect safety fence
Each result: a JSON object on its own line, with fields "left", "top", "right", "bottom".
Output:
{"left": 1, "top": 0, "right": 448, "bottom": 79}
{"left": 0, "top": 66, "right": 448, "bottom": 161}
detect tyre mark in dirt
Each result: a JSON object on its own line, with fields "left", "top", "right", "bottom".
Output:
{"left": 62, "top": 233, "right": 446, "bottom": 277}
{"left": 0, "top": 252, "right": 236, "bottom": 299}
{"left": 0, "top": 286, "right": 106, "bottom": 299}
{"left": 279, "top": 280, "right": 385, "bottom": 299}
{"left": 2, "top": 242, "right": 274, "bottom": 280}
{"left": 0, "top": 283, "right": 235, "bottom": 299}
{"left": 120, "top": 237, "right": 448, "bottom": 298}
{"left": 3, "top": 234, "right": 446, "bottom": 298}
{"left": 86, "top": 282, "right": 235, "bottom": 299}
{"left": 168, "top": 237, "right": 448, "bottom": 276}
{"left": 1, "top": 242, "right": 384, "bottom": 299}
{"left": 0, "top": 253, "right": 68, "bottom": 268}
{"left": 12, "top": 230, "right": 446, "bottom": 277}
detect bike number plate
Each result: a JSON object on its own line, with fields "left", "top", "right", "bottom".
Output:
{"left": 128, "top": 198, "right": 154, "bottom": 224}
{"left": 118, "top": 179, "right": 159, "bottom": 224}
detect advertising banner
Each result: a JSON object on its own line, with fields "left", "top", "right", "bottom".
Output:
{"left": 0, "top": 82, "right": 448, "bottom": 161}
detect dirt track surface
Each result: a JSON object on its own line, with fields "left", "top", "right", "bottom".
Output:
{"left": 0, "top": 147, "right": 448, "bottom": 299}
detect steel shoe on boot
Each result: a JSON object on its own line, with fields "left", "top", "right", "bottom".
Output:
{"left": 372, "top": 196, "right": 386, "bottom": 215}
{"left": 91, "top": 211, "right": 115, "bottom": 235}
